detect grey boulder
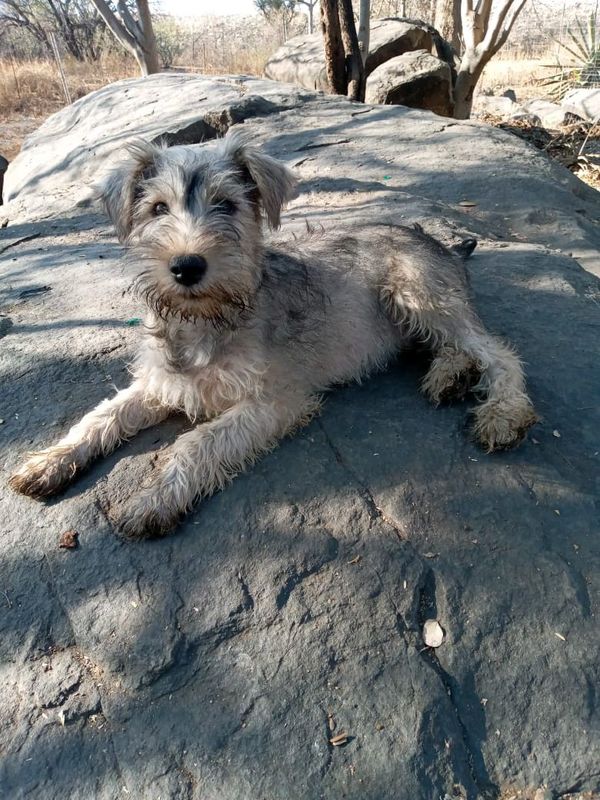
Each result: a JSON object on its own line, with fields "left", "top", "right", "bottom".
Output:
{"left": 523, "top": 98, "right": 574, "bottom": 129}
{"left": 365, "top": 49, "right": 453, "bottom": 116}
{"left": 4, "top": 73, "right": 317, "bottom": 220}
{"left": 562, "top": 87, "right": 600, "bottom": 123}
{"left": 264, "top": 17, "right": 434, "bottom": 92}
{"left": 1, "top": 73, "right": 600, "bottom": 800}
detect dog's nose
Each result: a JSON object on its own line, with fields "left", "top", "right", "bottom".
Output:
{"left": 169, "top": 254, "right": 207, "bottom": 287}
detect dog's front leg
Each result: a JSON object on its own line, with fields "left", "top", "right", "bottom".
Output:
{"left": 117, "top": 397, "right": 310, "bottom": 539}
{"left": 9, "top": 381, "right": 168, "bottom": 499}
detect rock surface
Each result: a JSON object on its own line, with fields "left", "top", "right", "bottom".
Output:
{"left": 562, "top": 87, "right": 600, "bottom": 123}
{"left": 523, "top": 98, "right": 574, "bottom": 129}
{"left": 472, "top": 94, "right": 533, "bottom": 121}
{"left": 365, "top": 49, "right": 453, "bottom": 116}
{"left": 4, "top": 73, "right": 317, "bottom": 220}
{"left": 264, "top": 18, "right": 433, "bottom": 92}
{"left": 1, "top": 73, "right": 600, "bottom": 800}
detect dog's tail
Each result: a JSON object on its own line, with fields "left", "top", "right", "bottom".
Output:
{"left": 411, "top": 223, "right": 477, "bottom": 261}
{"left": 451, "top": 237, "right": 478, "bottom": 260}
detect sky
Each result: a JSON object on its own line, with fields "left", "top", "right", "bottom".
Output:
{"left": 159, "top": 0, "right": 259, "bottom": 16}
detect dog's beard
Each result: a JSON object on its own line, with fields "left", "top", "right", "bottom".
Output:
{"left": 132, "top": 271, "right": 253, "bottom": 330}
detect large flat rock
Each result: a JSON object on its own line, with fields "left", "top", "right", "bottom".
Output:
{"left": 4, "top": 73, "right": 317, "bottom": 220}
{"left": 1, "top": 73, "right": 599, "bottom": 800}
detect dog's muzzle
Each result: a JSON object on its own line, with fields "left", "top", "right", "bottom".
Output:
{"left": 169, "top": 254, "right": 207, "bottom": 287}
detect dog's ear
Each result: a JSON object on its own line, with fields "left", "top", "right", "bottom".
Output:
{"left": 222, "top": 130, "right": 298, "bottom": 229}
{"left": 99, "top": 140, "right": 161, "bottom": 243}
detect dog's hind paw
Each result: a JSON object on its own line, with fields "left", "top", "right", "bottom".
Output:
{"left": 422, "top": 347, "right": 481, "bottom": 405}
{"left": 472, "top": 396, "right": 539, "bottom": 452}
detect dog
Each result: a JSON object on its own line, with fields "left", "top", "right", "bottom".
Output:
{"left": 9, "top": 130, "right": 538, "bottom": 538}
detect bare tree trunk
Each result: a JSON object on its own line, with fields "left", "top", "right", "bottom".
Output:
{"left": 357, "top": 0, "right": 370, "bottom": 66}
{"left": 320, "top": 0, "right": 347, "bottom": 95}
{"left": 91, "top": 0, "right": 160, "bottom": 76}
{"left": 434, "top": 0, "right": 462, "bottom": 52}
{"left": 452, "top": 59, "right": 485, "bottom": 117}
{"left": 450, "top": 0, "right": 528, "bottom": 119}
{"left": 49, "top": 32, "right": 72, "bottom": 103}
{"left": 297, "top": 0, "right": 315, "bottom": 34}
{"left": 135, "top": 0, "right": 160, "bottom": 74}
{"left": 339, "top": 0, "right": 365, "bottom": 101}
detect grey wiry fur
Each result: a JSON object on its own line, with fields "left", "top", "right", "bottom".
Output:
{"left": 9, "top": 130, "right": 538, "bottom": 538}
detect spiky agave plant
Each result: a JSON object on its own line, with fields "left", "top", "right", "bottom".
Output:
{"left": 541, "top": 11, "right": 600, "bottom": 101}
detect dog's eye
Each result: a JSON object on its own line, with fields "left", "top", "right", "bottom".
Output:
{"left": 212, "top": 199, "right": 236, "bottom": 215}
{"left": 153, "top": 202, "right": 169, "bottom": 216}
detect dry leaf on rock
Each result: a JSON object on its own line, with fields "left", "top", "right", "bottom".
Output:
{"left": 59, "top": 529, "right": 79, "bottom": 549}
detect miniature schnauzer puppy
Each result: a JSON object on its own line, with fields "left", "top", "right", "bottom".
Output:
{"left": 9, "top": 130, "right": 538, "bottom": 538}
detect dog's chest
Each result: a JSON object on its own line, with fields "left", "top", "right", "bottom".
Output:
{"left": 144, "top": 324, "right": 265, "bottom": 419}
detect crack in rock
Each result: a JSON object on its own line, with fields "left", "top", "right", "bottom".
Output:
{"left": 417, "top": 567, "right": 498, "bottom": 800}
{"left": 275, "top": 538, "right": 339, "bottom": 611}
{"left": 316, "top": 418, "right": 406, "bottom": 541}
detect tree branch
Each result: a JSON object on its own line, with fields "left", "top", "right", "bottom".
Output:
{"left": 90, "top": 0, "right": 137, "bottom": 50}
{"left": 491, "top": 0, "right": 527, "bottom": 55}
{"left": 481, "top": 0, "right": 519, "bottom": 53}
{"left": 461, "top": 0, "right": 476, "bottom": 50}
{"left": 117, "top": 0, "right": 142, "bottom": 38}
{"left": 477, "top": 0, "right": 494, "bottom": 40}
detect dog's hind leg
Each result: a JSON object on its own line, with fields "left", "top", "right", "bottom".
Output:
{"left": 428, "top": 331, "right": 538, "bottom": 451}
{"left": 9, "top": 381, "right": 168, "bottom": 498}
{"left": 380, "top": 229, "right": 538, "bottom": 451}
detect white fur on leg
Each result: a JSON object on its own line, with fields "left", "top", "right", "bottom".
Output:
{"left": 117, "top": 396, "right": 317, "bottom": 538}
{"left": 462, "top": 332, "right": 538, "bottom": 451}
{"left": 9, "top": 381, "right": 167, "bottom": 498}
{"left": 422, "top": 346, "right": 480, "bottom": 405}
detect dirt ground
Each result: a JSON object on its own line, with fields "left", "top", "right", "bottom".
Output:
{"left": 1, "top": 113, "right": 48, "bottom": 161}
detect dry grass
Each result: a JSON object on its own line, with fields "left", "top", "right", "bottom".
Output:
{"left": 0, "top": 56, "right": 137, "bottom": 117}
{"left": 478, "top": 55, "right": 555, "bottom": 102}
{"left": 0, "top": 56, "right": 137, "bottom": 160}
{"left": 181, "top": 46, "right": 273, "bottom": 78}
{"left": 0, "top": 47, "right": 272, "bottom": 161}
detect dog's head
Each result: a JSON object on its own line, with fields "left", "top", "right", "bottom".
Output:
{"left": 99, "top": 130, "right": 298, "bottom": 324}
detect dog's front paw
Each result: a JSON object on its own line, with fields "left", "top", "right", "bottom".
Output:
{"left": 112, "top": 492, "right": 183, "bottom": 540}
{"left": 9, "top": 447, "right": 79, "bottom": 499}
{"left": 472, "top": 396, "right": 539, "bottom": 452}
